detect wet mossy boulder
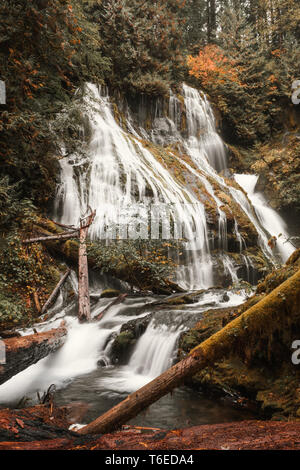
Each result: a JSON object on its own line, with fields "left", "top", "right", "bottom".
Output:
{"left": 110, "top": 313, "right": 153, "bottom": 364}
{"left": 110, "top": 330, "right": 136, "bottom": 364}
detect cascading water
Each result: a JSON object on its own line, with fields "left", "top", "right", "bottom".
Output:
{"left": 55, "top": 83, "right": 216, "bottom": 291}
{"left": 0, "top": 83, "right": 296, "bottom": 428}
{"left": 234, "top": 174, "right": 295, "bottom": 262}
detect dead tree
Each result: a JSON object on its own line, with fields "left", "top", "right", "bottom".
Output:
{"left": 78, "top": 268, "right": 300, "bottom": 435}
{"left": 23, "top": 231, "right": 79, "bottom": 244}
{"left": 78, "top": 210, "right": 96, "bottom": 323}
{"left": 41, "top": 269, "right": 71, "bottom": 317}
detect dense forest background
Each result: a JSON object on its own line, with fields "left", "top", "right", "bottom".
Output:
{"left": 0, "top": 0, "right": 299, "bottom": 328}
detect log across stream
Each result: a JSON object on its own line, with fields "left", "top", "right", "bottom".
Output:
{"left": 0, "top": 280, "right": 256, "bottom": 430}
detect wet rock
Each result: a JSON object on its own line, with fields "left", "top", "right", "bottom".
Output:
{"left": 97, "top": 358, "right": 108, "bottom": 368}
{"left": 0, "top": 330, "right": 22, "bottom": 339}
{"left": 110, "top": 313, "right": 153, "bottom": 364}
{"left": 221, "top": 293, "right": 230, "bottom": 303}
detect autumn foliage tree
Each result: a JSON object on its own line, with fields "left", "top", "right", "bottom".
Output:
{"left": 187, "top": 3, "right": 300, "bottom": 143}
{"left": 187, "top": 45, "right": 240, "bottom": 87}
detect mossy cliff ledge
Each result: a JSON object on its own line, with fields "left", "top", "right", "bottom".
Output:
{"left": 179, "top": 249, "right": 300, "bottom": 420}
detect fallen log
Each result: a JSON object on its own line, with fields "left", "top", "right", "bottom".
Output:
{"left": 78, "top": 210, "right": 96, "bottom": 323}
{"left": 94, "top": 294, "right": 128, "bottom": 322}
{"left": 23, "top": 231, "right": 79, "bottom": 244}
{"left": 41, "top": 268, "right": 71, "bottom": 317}
{"left": 0, "top": 330, "right": 22, "bottom": 339}
{"left": 78, "top": 268, "right": 300, "bottom": 435}
{"left": 0, "top": 323, "right": 67, "bottom": 386}
{"left": 50, "top": 220, "right": 77, "bottom": 231}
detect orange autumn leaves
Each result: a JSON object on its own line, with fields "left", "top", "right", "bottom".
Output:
{"left": 187, "top": 45, "right": 242, "bottom": 88}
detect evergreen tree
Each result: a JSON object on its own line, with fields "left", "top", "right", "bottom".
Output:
{"left": 0, "top": 0, "right": 108, "bottom": 208}
{"left": 86, "top": 0, "right": 186, "bottom": 95}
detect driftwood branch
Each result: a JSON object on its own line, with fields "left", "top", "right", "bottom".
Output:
{"left": 41, "top": 269, "right": 71, "bottom": 317}
{"left": 78, "top": 268, "right": 300, "bottom": 435}
{"left": 33, "top": 291, "right": 41, "bottom": 314}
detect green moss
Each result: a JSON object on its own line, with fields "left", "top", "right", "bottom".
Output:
{"left": 100, "top": 289, "right": 121, "bottom": 298}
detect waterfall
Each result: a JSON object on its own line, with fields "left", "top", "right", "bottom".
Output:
{"left": 182, "top": 84, "right": 228, "bottom": 173}
{"left": 55, "top": 83, "right": 216, "bottom": 290}
{"left": 128, "top": 322, "right": 181, "bottom": 377}
{"left": 0, "top": 83, "right": 296, "bottom": 418}
{"left": 54, "top": 82, "right": 294, "bottom": 291}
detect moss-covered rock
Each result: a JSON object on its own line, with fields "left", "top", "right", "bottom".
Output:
{"left": 110, "top": 313, "right": 153, "bottom": 364}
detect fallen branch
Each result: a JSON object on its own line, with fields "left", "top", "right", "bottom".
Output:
{"left": 41, "top": 269, "right": 71, "bottom": 317}
{"left": 50, "top": 220, "right": 77, "bottom": 231}
{"left": 78, "top": 268, "right": 300, "bottom": 435}
{"left": 94, "top": 294, "right": 128, "bottom": 322}
{"left": 23, "top": 231, "right": 79, "bottom": 244}
{"left": 0, "top": 322, "right": 67, "bottom": 386}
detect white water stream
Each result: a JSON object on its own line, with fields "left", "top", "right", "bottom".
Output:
{"left": 234, "top": 174, "right": 295, "bottom": 262}
{"left": 0, "top": 84, "right": 296, "bottom": 426}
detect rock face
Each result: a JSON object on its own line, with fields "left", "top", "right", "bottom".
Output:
{"left": 0, "top": 323, "right": 67, "bottom": 386}
{"left": 228, "top": 135, "right": 300, "bottom": 218}
{"left": 178, "top": 251, "right": 300, "bottom": 420}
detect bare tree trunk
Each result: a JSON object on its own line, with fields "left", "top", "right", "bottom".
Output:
{"left": 78, "top": 211, "right": 96, "bottom": 323}
{"left": 78, "top": 268, "right": 300, "bottom": 435}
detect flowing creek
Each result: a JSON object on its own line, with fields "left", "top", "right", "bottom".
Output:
{"left": 0, "top": 84, "right": 296, "bottom": 428}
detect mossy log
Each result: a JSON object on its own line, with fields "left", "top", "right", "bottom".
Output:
{"left": 78, "top": 268, "right": 300, "bottom": 435}
{"left": 0, "top": 323, "right": 67, "bottom": 386}
{"left": 30, "top": 219, "right": 183, "bottom": 294}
